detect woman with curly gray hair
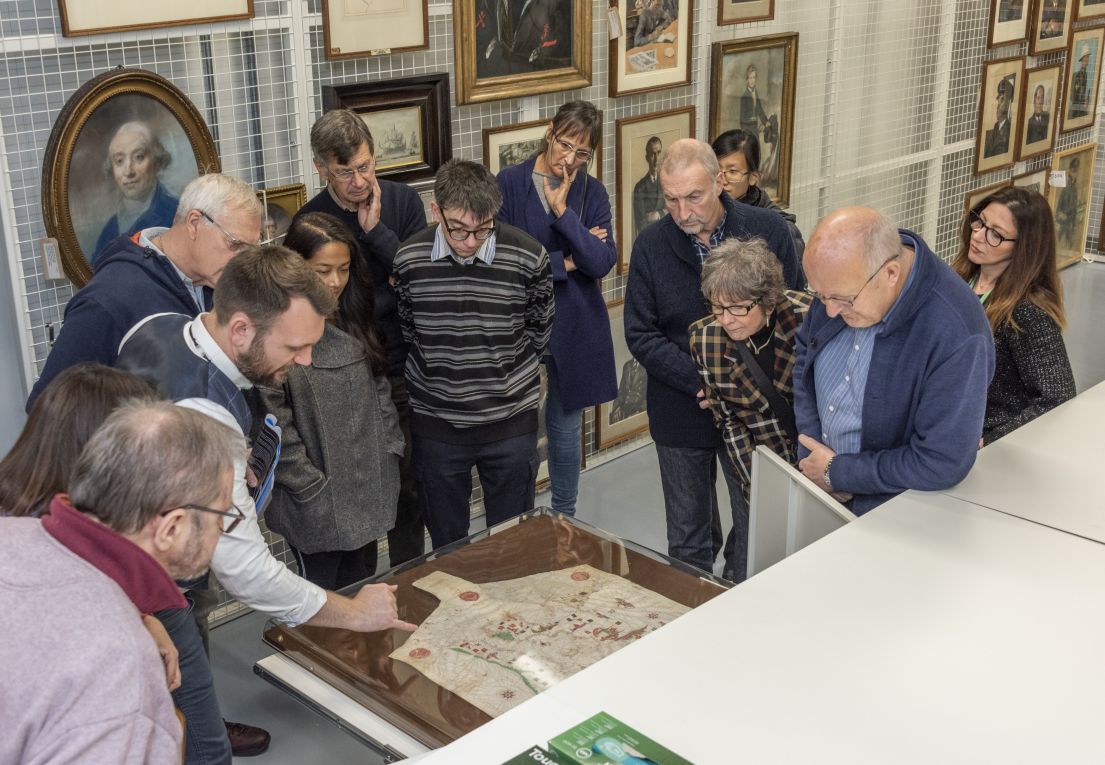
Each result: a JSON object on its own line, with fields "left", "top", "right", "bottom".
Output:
{"left": 688, "top": 236, "right": 811, "bottom": 581}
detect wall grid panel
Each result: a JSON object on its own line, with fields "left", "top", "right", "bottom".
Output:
{"left": 2, "top": 0, "right": 1103, "bottom": 618}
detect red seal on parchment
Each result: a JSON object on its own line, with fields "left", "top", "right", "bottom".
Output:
{"left": 409, "top": 648, "right": 430, "bottom": 659}
{"left": 570, "top": 571, "right": 590, "bottom": 581}
{"left": 459, "top": 591, "right": 480, "bottom": 601}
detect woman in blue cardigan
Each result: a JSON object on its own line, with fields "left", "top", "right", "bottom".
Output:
{"left": 496, "top": 101, "right": 617, "bottom": 515}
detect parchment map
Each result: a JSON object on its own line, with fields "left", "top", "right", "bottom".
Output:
{"left": 390, "top": 565, "right": 689, "bottom": 717}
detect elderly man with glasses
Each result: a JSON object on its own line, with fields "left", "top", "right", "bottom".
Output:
{"left": 295, "top": 108, "right": 430, "bottom": 569}
{"left": 28, "top": 173, "right": 264, "bottom": 410}
{"left": 794, "top": 207, "right": 995, "bottom": 515}
{"left": 393, "top": 159, "right": 554, "bottom": 548}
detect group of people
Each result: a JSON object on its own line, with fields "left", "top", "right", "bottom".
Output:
{"left": 0, "top": 96, "right": 1078, "bottom": 763}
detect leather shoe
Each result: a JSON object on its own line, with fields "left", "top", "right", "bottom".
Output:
{"left": 225, "top": 719, "right": 271, "bottom": 757}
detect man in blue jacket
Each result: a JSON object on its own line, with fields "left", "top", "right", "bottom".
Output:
{"left": 795, "top": 207, "right": 995, "bottom": 514}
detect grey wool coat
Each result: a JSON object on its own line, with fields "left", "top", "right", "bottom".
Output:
{"left": 260, "top": 323, "right": 404, "bottom": 554}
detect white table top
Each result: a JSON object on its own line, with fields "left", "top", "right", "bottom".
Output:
{"left": 415, "top": 491, "right": 1105, "bottom": 764}
{"left": 942, "top": 379, "right": 1105, "bottom": 543}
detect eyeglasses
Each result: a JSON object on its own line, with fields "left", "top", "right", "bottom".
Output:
{"left": 710, "top": 298, "right": 761, "bottom": 318}
{"left": 804, "top": 254, "right": 899, "bottom": 308}
{"left": 325, "top": 161, "right": 375, "bottom": 183}
{"left": 443, "top": 221, "right": 496, "bottom": 241}
{"left": 553, "top": 134, "right": 594, "bottom": 163}
{"left": 721, "top": 168, "right": 753, "bottom": 181}
{"left": 969, "top": 210, "right": 1017, "bottom": 247}
{"left": 171, "top": 502, "right": 246, "bottom": 534}
{"left": 201, "top": 211, "right": 253, "bottom": 253}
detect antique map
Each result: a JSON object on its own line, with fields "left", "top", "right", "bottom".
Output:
{"left": 389, "top": 565, "right": 689, "bottom": 717}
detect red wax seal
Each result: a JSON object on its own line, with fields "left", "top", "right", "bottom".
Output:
{"left": 409, "top": 648, "right": 430, "bottom": 659}
{"left": 571, "top": 571, "right": 590, "bottom": 581}
{"left": 459, "top": 591, "right": 480, "bottom": 601}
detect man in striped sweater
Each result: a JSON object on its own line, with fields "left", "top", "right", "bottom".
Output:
{"left": 394, "top": 159, "right": 554, "bottom": 548}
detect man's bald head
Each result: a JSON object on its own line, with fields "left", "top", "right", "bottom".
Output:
{"left": 806, "top": 207, "right": 900, "bottom": 274}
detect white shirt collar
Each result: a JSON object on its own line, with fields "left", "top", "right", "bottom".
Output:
{"left": 186, "top": 313, "right": 252, "bottom": 390}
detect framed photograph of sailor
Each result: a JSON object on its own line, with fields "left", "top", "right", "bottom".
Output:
{"left": 615, "top": 107, "right": 695, "bottom": 276}
{"left": 322, "top": 74, "right": 451, "bottom": 185}
{"left": 1048, "top": 143, "right": 1096, "bottom": 268}
{"left": 1061, "top": 26, "right": 1105, "bottom": 134}
{"left": 988, "top": 0, "right": 1028, "bottom": 48}
{"left": 595, "top": 300, "right": 649, "bottom": 449}
{"left": 257, "top": 183, "right": 306, "bottom": 246}
{"left": 455, "top": 0, "right": 592, "bottom": 104}
{"left": 610, "top": 0, "right": 693, "bottom": 96}
{"left": 974, "top": 56, "right": 1024, "bottom": 175}
{"left": 482, "top": 119, "right": 602, "bottom": 180}
{"left": 709, "top": 33, "right": 799, "bottom": 207}
{"left": 321, "top": 0, "right": 428, "bottom": 60}
{"left": 40, "top": 67, "right": 220, "bottom": 288}
{"left": 58, "top": 0, "right": 252, "bottom": 37}
{"left": 718, "top": 0, "right": 773, "bottom": 27}
{"left": 1030, "top": 0, "right": 1072, "bottom": 55}
{"left": 1016, "top": 64, "right": 1061, "bottom": 161}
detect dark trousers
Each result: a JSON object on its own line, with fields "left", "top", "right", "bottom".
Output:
{"left": 386, "top": 375, "right": 425, "bottom": 567}
{"left": 157, "top": 592, "right": 232, "bottom": 765}
{"left": 292, "top": 540, "right": 378, "bottom": 591}
{"left": 413, "top": 430, "right": 538, "bottom": 549}
{"left": 655, "top": 443, "right": 749, "bottom": 582}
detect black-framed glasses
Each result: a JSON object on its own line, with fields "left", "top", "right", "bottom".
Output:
{"left": 710, "top": 298, "right": 761, "bottom": 318}
{"left": 553, "top": 134, "right": 594, "bottom": 163}
{"left": 804, "top": 253, "right": 900, "bottom": 308}
{"left": 325, "top": 161, "right": 375, "bottom": 183}
{"left": 444, "top": 221, "right": 496, "bottom": 242}
{"left": 969, "top": 210, "right": 1017, "bottom": 247}
{"left": 172, "top": 502, "right": 246, "bottom": 534}
{"left": 200, "top": 211, "right": 253, "bottom": 253}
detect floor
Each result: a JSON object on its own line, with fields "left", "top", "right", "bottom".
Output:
{"left": 210, "top": 261, "right": 1105, "bottom": 764}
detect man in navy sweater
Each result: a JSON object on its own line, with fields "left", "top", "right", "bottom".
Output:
{"left": 625, "top": 138, "right": 800, "bottom": 582}
{"left": 794, "top": 207, "right": 995, "bottom": 514}
{"left": 294, "top": 109, "right": 429, "bottom": 567}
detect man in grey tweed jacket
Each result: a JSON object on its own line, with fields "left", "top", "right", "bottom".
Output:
{"left": 394, "top": 159, "right": 554, "bottom": 548}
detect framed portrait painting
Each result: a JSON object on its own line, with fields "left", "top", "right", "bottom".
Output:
{"left": 609, "top": 0, "right": 693, "bottom": 97}
{"left": 1011, "top": 169, "right": 1048, "bottom": 195}
{"left": 1061, "top": 27, "right": 1105, "bottom": 134}
{"left": 989, "top": 0, "right": 1028, "bottom": 48}
{"left": 1029, "top": 0, "right": 1072, "bottom": 55}
{"left": 321, "top": 0, "right": 427, "bottom": 60}
{"left": 322, "top": 74, "right": 451, "bottom": 184}
{"left": 595, "top": 300, "right": 649, "bottom": 449}
{"left": 709, "top": 33, "right": 799, "bottom": 207}
{"left": 41, "top": 67, "right": 220, "bottom": 287}
{"left": 718, "top": 0, "right": 773, "bottom": 27}
{"left": 257, "top": 183, "right": 306, "bottom": 246}
{"left": 482, "top": 119, "right": 602, "bottom": 180}
{"left": 974, "top": 56, "right": 1024, "bottom": 175}
{"left": 58, "top": 0, "right": 252, "bottom": 37}
{"left": 615, "top": 107, "right": 695, "bottom": 275}
{"left": 1016, "top": 64, "right": 1061, "bottom": 161}
{"left": 1048, "top": 143, "right": 1096, "bottom": 268}
{"left": 454, "top": 0, "right": 591, "bottom": 104}
{"left": 1075, "top": 0, "right": 1105, "bottom": 20}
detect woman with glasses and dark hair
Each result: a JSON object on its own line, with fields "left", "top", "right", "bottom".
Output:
{"left": 953, "top": 187, "right": 1075, "bottom": 444}
{"left": 710, "top": 129, "right": 805, "bottom": 261}
{"left": 688, "top": 238, "right": 810, "bottom": 581}
{"left": 494, "top": 100, "right": 618, "bottom": 515}
{"left": 260, "top": 211, "right": 405, "bottom": 589}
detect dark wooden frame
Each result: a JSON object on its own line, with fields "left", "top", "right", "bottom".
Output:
{"left": 323, "top": 74, "right": 452, "bottom": 185}
{"left": 453, "top": 0, "right": 592, "bottom": 105}
{"left": 964, "top": 180, "right": 1011, "bottom": 218}
{"left": 1029, "top": 0, "right": 1073, "bottom": 55}
{"left": 481, "top": 118, "right": 602, "bottom": 180}
{"left": 1016, "top": 64, "right": 1062, "bottom": 161}
{"left": 1074, "top": 0, "right": 1105, "bottom": 20}
{"left": 717, "top": 0, "right": 774, "bottom": 27}
{"left": 609, "top": 0, "right": 694, "bottom": 97}
{"left": 709, "top": 32, "right": 799, "bottom": 207}
{"left": 987, "top": 0, "right": 1029, "bottom": 48}
{"left": 321, "top": 0, "right": 429, "bottom": 61}
{"left": 974, "top": 56, "right": 1025, "bottom": 176}
{"left": 41, "top": 67, "right": 220, "bottom": 287}
{"left": 595, "top": 299, "right": 651, "bottom": 449}
{"left": 1060, "top": 26, "right": 1105, "bottom": 134}
{"left": 58, "top": 0, "right": 252, "bottom": 37}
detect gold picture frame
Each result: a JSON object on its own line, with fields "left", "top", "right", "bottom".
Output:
{"left": 1049, "top": 143, "right": 1096, "bottom": 268}
{"left": 257, "top": 183, "right": 306, "bottom": 246}
{"left": 1061, "top": 26, "right": 1105, "bottom": 134}
{"left": 717, "top": 0, "right": 774, "bottom": 27}
{"left": 610, "top": 0, "right": 693, "bottom": 97}
{"left": 974, "top": 56, "right": 1025, "bottom": 175}
{"left": 453, "top": 0, "right": 592, "bottom": 105}
{"left": 41, "top": 67, "right": 220, "bottom": 287}
{"left": 482, "top": 118, "right": 602, "bottom": 180}
{"left": 595, "top": 300, "right": 650, "bottom": 449}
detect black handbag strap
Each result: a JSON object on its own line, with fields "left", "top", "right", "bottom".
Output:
{"left": 731, "top": 340, "right": 798, "bottom": 445}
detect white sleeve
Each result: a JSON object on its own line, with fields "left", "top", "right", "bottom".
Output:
{"left": 176, "top": 398, "right": 328, "bottom": 626}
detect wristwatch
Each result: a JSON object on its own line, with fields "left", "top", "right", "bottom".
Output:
{"left": 823, "top": 456, "right": 835, "bottom": 491}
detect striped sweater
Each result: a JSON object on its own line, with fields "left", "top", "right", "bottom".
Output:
{"left": 394, "top": 222, "right": 554, "bottom": 440}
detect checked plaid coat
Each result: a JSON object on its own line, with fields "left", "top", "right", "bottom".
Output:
{"left": 688, "top": 291, "right": 811, "bottom": 501}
